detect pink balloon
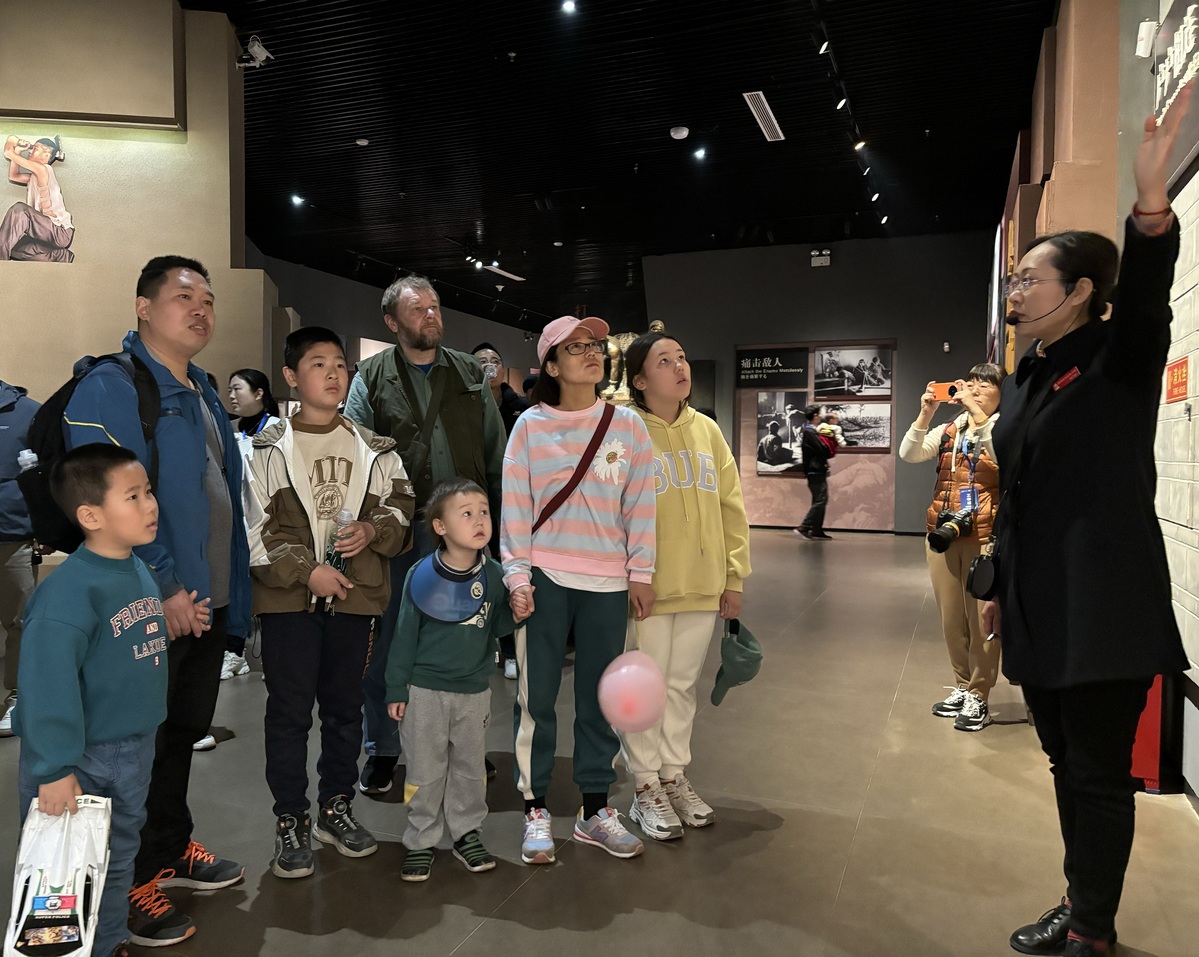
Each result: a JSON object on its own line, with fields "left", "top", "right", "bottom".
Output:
{"left": 598, "top": 650, "right": 666, "bottom": 733}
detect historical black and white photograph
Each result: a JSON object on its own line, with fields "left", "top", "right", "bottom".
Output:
{"left": 755, "top": 390, "right": 808, "bottom": 473}
{"left": 814, "top": 346, "right": 892, "bottom": 399}
{"left": 820, "top": 401, "right": 892, "bottom": 452}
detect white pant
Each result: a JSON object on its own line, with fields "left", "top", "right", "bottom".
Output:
{"left": 620, "top": 611, "right": 718, "bottom": 787}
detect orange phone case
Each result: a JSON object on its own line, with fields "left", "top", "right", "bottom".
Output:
{"left": 930, "top": 382, "right": 959, "bottom": 402}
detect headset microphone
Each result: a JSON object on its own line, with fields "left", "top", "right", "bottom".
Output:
{"left": 1004, "top": 282, "right": 1076, "bottom": 327}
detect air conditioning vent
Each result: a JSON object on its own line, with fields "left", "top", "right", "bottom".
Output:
{"left": 743, "top": 91, "right": 784, "bottom": 141}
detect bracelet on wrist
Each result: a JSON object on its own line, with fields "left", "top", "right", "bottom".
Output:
{"left": 1133, "top": 202, "right": 1172, "bottom": 217}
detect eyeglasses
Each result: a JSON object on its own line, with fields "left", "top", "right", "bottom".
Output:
{"left": 1003, "top": 275, "right": 1065, "bottom": 298}
{"left": 561, "top": 339, "right": 605, "bottom": 356}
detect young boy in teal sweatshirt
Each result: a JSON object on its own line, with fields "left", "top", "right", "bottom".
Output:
{"left": 386, "top": 478, "right": 525, "bottom": 882}
{"left": 15, "top": 444, "right": 181, "bottom": 956}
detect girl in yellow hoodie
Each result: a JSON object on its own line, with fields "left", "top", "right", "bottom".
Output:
{"left": 619, "top": 332, "right": 751, "bottom": 841}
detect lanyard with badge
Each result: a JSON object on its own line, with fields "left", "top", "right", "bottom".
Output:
{"left": 957, "top": 428, "right": 981, "bottom": 513}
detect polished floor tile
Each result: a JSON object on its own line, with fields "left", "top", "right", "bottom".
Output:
{"left": 2, "top": 530, "right": 1197, "bottom": 956}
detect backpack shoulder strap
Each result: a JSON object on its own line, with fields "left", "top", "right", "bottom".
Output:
{"left": 97, "top": 352, "right": 161, "bottom": 485}
{"left": 531, "top": 402, "right": 616, "bottom": 535}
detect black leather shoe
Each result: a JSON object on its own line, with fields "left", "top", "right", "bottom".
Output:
{"left": 1009, "top": 899, "right": 1070, "bottom": 955}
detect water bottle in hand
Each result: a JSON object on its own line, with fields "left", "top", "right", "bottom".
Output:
{"left": 324, "top": 508, "right": 355, "bottom": 573}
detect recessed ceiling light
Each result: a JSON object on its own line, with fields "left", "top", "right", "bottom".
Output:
{"left": 863, "top": 166, "right": 871, "bottom": 175}
{"left": 355, "top": 138, "right": 369, "bottom": 146}
{"left": 872, "top": 192, "right": 881, "bottom": 201}
{"left": 290, "top": 195, "right": 304, "bottom": 206}
{"left": 491, "top": 260, "right": 500, "bottom": 267}
{"left": 836, "top": 97, "right": 847, "bottom": 110}
{"left": 670, "top": 126, "right": 690, "bottom": 140}
{"left": 881, "top": 215, "right": 889, "bottom": 224}
{"left": 694, "top": 148, "right": 706, "bottom": 160}
{"left": 553, "top": 241, "right": 564, "bottom": 247}
{"left": 562, "top": 0, "right": 576, "bottom": 11}
{"left": 474, "top": 260, "right": 484, "bottom": 270}
{"left": 854, "top": 140, "right": 866, "bottom": 150}
{"left": 819, "top": 40, "right": 829, "bottom": 54}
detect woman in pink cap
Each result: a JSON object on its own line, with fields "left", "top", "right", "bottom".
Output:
{"left": 500, "top": 315, "right": 657, "bottom": 865}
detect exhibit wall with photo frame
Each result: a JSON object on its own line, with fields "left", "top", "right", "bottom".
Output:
{"left": 735, "top": 339, "right": 897, "bottom": 530}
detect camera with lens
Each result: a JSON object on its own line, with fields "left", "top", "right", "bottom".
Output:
{"left": 928, "top": 507, "right": 974, "bottom": 553}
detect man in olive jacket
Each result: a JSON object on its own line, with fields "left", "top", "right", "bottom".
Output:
{"left": 344, "top": 274, "right": 505, "bottom": 794}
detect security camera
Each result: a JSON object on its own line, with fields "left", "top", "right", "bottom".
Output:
{"left": 247, "top": 36, "right": 273, "bottom": 62}
{"left": 236, "top": 35, "right": 274, "bottom": 69}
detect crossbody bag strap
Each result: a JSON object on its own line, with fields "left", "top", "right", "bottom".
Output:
{"left": 395, "top": 355, "right": 449, "bottom": 447}
{"left": 531, "top": 401, "right": 616, "bottom": 534}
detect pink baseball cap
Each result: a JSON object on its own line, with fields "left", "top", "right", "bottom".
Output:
{"left": 537, "top": 315, "right": 610, "bottom": 365}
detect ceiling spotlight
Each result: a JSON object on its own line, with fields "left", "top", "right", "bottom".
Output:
{"left": 290, "top": 194, "right": 304, "bottom": 206}
{"left": 881, "top": 215, "right": 889, "bottom": 224}
{"left": 491, "top": 260, "right": 500, "bottom": 267}
{"left": 872, "top": 192, "right": 880, "bottom": 201}
{"left": 819, "top": 40, "right": 829, "bottom": 54}
{"left": 465, "top": 254, "right": 474, "bottom": 262}
{"left": 670, "top": 126, "right": 690, "bottom": 140}
{"left": 553, "top": 241, "right": 564, "bottom": 247}
{"left": 474, "top": 260, "right": 484, "bottom": 270}
{"left": 863, "top": 166, "right": 871, "bottom": 175}
{"left": 694, "top": 148, "right": 706, "bottom": 160}
{"left": 355, "top": 138, "right": 369, "bottom": 147}
{"left": 562, "top": 0, "right": 576, "bottom": 11}
{"left": 854, "top": 140, "right": 866, "bottom": 150}
{"left": 836, "top": 96, "right": 847, "bottom": 110}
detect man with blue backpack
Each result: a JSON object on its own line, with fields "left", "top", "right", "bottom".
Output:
{"left": 62, "top": 256, "right": 251, "bottom": 948}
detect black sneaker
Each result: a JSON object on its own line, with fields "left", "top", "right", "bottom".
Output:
{"left": 811, "top": 532, "right": 834, "bottom": 540}
{"left": 272, "top": 812, "right": 315, "bottom": 879}
{"left": 452, "top": 830, "right": 497, "bottom": 872}
{"left": 793, "top": 527, "right": 813, "bottom": 540}
{"left": 954, "top": 694, "right": 991, "bottom": 732}
{"left": 155, "top": 840, "right": 244, "bottom": 890}
{"left": 931, "top": 687, "right": 969, "bottom": 718}
{"left": 358, "top": 755, "right": 397, "bottom": 795}
{"left": 128, "top": 870, "right": 196, "bottom": 947}
{"left": 313, "top": 795, "right": 378, "bottom": 857}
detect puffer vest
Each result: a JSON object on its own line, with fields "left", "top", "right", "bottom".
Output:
{"left": 925, "top": 416, "right": 999, "bottom": 543}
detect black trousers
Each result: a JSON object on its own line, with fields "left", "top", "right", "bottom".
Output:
{"left": 801, "top": 473, "right": 829, "bottom": 533}
{"left": 261, "top": 608, "right": 373, "bottom": 817}
{"left": 134, "top": 606, "right": 228, "bottom": 883}
{"left": 1022, "top": 678, "right": 1153, "bottom": 940}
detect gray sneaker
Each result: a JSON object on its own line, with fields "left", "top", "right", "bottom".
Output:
{"left": 272, "top": 813, "right": 314, "bottom": 879}
{"left": 573, "top": 807, "right": 644, "bottom": 858}
{"left": 313, "top": 796, "right": 378, "bottom": 857}
{"left": 661, "top": 774, "right": 715, "bottom": 827}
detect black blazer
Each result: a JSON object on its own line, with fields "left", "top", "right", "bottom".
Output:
{"left": 992, "top": 217, "right": 1189, "bottom": 689}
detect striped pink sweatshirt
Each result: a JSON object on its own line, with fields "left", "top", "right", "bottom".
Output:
{"left": 500, "top": 399, "right": 656, "bottom": 590}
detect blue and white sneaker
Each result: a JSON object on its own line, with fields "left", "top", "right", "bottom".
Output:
{"left": 521, "top": 808, "right": 556, "bottom": 865}
{"left": 573, "top": 807, "right": 644, "bottom": 858}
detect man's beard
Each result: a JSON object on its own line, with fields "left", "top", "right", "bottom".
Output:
{"left": 403, "top": 324, "right": 442, "bottom": 351}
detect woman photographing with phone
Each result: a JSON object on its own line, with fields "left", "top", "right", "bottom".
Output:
{"left": 899, "top": 365, "right": 1002, "bottom": 732}
{"left": 985, "top": 85, "right": 1193, "bottom": 957}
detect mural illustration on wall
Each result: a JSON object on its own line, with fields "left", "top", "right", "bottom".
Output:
{"left": 755, "top": 390, "right": 808, "bottom": 474}
{"left": 814, "top": 346, "right": 892, "bottom": 399}
{"left": 1, "top": 134, "right": 74, "bottom": 263}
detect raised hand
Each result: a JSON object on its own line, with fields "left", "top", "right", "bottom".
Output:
{"left": 1135, "top": 79, "right": 1194, "bottom": 211}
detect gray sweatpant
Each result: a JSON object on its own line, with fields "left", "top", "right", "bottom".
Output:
{"left": 398, "top": 685, "right": 491, "bottom": 849}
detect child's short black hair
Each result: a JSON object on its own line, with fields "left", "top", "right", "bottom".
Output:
{"left": 284, "top": 326, "right": 344, "bottom": 371}
{"left": 425, "top": 477, "right": 488, "bottom": 549}
{"left": 50, "top": 444, "right": 141, "bottom": 527}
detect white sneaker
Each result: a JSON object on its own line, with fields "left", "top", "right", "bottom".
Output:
{"left": 193, "top": 734, "right": 217, "bottom": 752}
{"left": 0, "top": 699, "right": 14, "bottom": 738}
{"left": 503, "top": 658, "right": 518, "bottom": 680}
{"left": 629, "top": 782, "right": 683, "bottom": 840}
{"left": 661, "top": 773, "right": 715, "bottom": 827}
{"left": 521, "top": 808, "right": 556, "bottom": 864}
{"left": 220, "top": 651, "right": 250, "bottom": 680}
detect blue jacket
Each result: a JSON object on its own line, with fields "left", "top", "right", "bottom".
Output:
{"left": 63, "top": 331, "right": 251, "bottom": 637}
{"left": 0, "top": 380, "right": 38, "bottom": 542}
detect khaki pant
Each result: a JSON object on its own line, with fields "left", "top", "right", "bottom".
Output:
{"left": 926, "top": 537, "right": 1000, "bottom": 701}
{"left": 621, "top": 611, "right": 719, "bottom": 787}
{"left": 0, "top": 541, "right": 36, "bottom": 698}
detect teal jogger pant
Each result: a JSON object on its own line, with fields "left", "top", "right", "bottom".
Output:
{"left": 513, "top": 569, "right": 628, "bottom": 801}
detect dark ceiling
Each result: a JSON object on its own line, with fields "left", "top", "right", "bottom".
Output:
{"left": 187, "top": 0, "right": 1058, "bottom": 330}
